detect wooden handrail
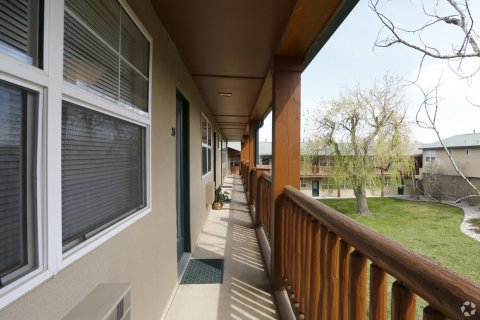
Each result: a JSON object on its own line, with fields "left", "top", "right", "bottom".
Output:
{"left": 262, "top": 172, "right": 272, "bottom": 183}
{"left": 256, "top": 172, "right": 272, "bottom": 240}
{"left": 281, "top": 185, "right": 480, "bottom": 320}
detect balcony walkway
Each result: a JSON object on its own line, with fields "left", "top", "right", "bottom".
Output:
{"left": 165, "top": 175, "right": 278, "bottom": 320}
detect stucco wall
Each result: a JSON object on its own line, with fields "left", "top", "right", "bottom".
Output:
{"left": 0, "top": 0, "right": 222, "bottom": 319}
{"left": 420, "top": 148, "right": 480, "bottom": 178}
{"left": 299, "top": 177, "right": 399, "bottom": 198}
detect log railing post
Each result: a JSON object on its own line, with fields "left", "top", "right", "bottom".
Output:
{"left": 370, "top": 264, "right": 387, "bottom": 320}
{"left": 255, "top": 175, "right": 263, "bottom": 227}
{"left": 349, "top": 250, "right": 367, "bottom": 320}
{"left": 319, "top": 225, "right": 328, "bottom": 320}
{"left": 423, "top": 306, "right": 446, "bottom": 320}
{"left": 338, "top": 240, "right": 351, "bottom": 320}
{"left": 309, "top": 220, "right": 321, "bottom": 320}
{"left": 272, "top": 194, "right": 286, "bottom": 291}
{"left": 391, "top": 281, "right": 416, "bottom": 320}
{"left": 300, "top": 217, "right": 313, "bottom": 316}
{"left": 254, "top": 167, "right": 270, "bottom": 226}
{"left": 326, "top": 231, "right": 340, "bottom": 320}
{"left": 293, "top": 207, "right": 303, "bottom": 308}
{"left": 249, "top": 168, "right": 256, "bottom": 206}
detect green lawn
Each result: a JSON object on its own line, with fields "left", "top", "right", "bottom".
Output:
{"left": 319, "top": 197, "right": 480, "bottom": 284}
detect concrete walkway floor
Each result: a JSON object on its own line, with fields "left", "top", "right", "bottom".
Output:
{"left": 165, "top": 175, "right": 278, "bottom": 320}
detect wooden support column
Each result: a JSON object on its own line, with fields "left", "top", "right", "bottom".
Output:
{"left": 241, "top": 135, "right": 249, "bottom": 163}
{"left": 248, "top": 121, "right": 258, "bottom": 204}
{"left": 240, "top": 135, "right": 249, "bottom": 179}
{"left": 248, "top": 121, "right": 257, "bottom": 166}
{"left": 271, "top": 56, "right": 302, "bottom": 291}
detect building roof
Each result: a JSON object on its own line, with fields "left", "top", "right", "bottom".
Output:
{"left": 258, "top": 141, "right": 421, "bottom": 156}
{"left": 420, "top": 133, "right": 480, "bottom": 150}
{"left": 408, "top": 143, "right": 423, "bottom": 156}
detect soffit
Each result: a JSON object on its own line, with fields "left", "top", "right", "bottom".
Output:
{"left": 151, "top": 0, "right": 356, "bottom": 141}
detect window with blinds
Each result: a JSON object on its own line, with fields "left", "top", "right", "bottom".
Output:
{"left": 0, "top": 80, "right": 38, "bottom": 288}
{"left": 63, "top": 0, "right": 150, "bottom": 114}
{"left": 201, "top": 114, "right": 212, "bottom": 176}
{"left": 61, "top": 101, "right": 146, "bottom": 251}
{"left": 0, "top": 0, "right": 43, "bottom": 67}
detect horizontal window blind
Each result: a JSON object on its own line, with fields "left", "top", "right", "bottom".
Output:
{"left": 0, "top": 80, "right": 37, "bottom": 287}
{"left": 0, "top": 0, "right": 41, "bottom": 66}
{"left": 64, "top": 0, "right": 149, "bottom": 113}
{"left": 63, "top": 12, "right": 119, "bottom": 103}
{"left": 61, "top": 102, "right": 146, "bottom": 250}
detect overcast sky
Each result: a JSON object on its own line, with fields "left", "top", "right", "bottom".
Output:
{"left": 259, "top": 0, "right": 480, "bottom": 144}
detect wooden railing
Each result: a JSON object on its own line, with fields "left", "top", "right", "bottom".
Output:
{"left": 249, "top": 168, "right": 257, "bottom": 206}
{"left": 240, "top": 161, "right": 249, "bottom": 193}
{"left": 272, "top": 186, "right": 480, "bottom": 320}
{"left": 256, "top": 172, "right": 272, "bottom": 240}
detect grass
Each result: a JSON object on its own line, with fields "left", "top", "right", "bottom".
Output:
{"left": 320, "top": 197, "right": 480, "bottom": 284}
{"left": 319, "top": 197, "right": 480, "bottom": 318}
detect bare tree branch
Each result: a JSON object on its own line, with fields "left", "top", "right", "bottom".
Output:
{"left": 370, "top": 0, "right": 480, "bottom": 79}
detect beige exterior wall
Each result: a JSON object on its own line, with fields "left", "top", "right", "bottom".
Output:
{"left": 0, "top": 1, "right": 224, "bottom": 319}
{"left": 420, "top": 148, "right": 480, "bottom": 178}
{"left": 299, "top": 177, "right": 399, "bottom": 198}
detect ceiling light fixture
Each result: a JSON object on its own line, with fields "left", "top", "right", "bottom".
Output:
{"left": 218, "top": 92, "right": 232, "bottom": 97}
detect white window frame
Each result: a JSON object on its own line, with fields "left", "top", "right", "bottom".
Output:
{"left": 466, "top": 149, "right": 472, "bottom": 156}
{"left": 300, "top": 179, "right": 307, "bottom": 188}
{"left": 59, "top": 0, "right": 152, "bottom": 269}
{"left": 0, "top": 73, "right": 50, "bottom": 310}
{"left": 384, "top": 177, "right": 391, "bottom": 186}
{"left": 201, "top": 113, "right": 213, "bottom": 178}
{"left": 0, "top": 0, "right": 153, "bottom": 309}
{"left": 425, "top": 151, "right": 436, "bottom": 162}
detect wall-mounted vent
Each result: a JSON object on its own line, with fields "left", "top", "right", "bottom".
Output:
{"left": 63, "top": 283, "right": 131, "bottom": 320}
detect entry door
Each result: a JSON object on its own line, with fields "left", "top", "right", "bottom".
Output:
{"left": 176, "top": 93, "right": 190, "bottom": 261}
{"left": 312, "top": 181, "right": 319, "bottom": 197}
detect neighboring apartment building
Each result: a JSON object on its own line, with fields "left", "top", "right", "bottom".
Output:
{"left": 419, "top": 132, "right": 480, "bottom": 200}
{"left": 299, "top": 153, "right": 400, "bottom": 198}
{"left": 258, "top": 140, "right": 272, "bottom": 165}
{"left": 258, "top": 141, "right": 412, "bottom": 198}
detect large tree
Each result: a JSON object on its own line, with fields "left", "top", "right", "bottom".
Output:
{"left": 307, "top": 74, "right": 414, "bottom": 215}
{"left": 370, "top": 0, "right": 480, "bottom": 202}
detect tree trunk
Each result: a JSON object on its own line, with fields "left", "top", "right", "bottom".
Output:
{"left": 380, "top": 171, "right": 385, "bottom": 197}
{"left": 354, "top": 186, "right": 371, "bottom": 216}
{"left": 337, "top": 186, "right": 341, "bottom": 198}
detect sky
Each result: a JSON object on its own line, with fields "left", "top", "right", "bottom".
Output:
{"left": 259, "top": 0, "right": 480, "bottom": 144}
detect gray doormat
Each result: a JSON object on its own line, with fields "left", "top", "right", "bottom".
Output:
{"left": 180, "top": 259, "right": 224, "bottom": 284}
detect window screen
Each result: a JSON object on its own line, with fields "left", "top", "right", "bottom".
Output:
{"left": 61, "top": 102, "right": 146, "bottom": 251}
{"left": 0, "top": 80, "right": 38, "bottom": 287}
{"left": 0, "top": 0, "right": 42, "bottom": 66}
{"left": 64, "top": 0, "right": 149, "bottom": 113}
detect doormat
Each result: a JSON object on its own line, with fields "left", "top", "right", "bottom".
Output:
{"left": 180, "top": 259, "right": 224, "bottom": 284}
